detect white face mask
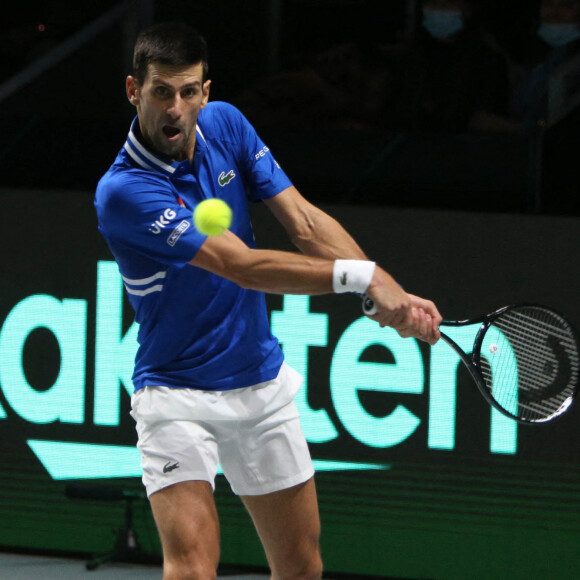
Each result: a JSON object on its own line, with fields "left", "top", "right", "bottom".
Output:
{"left": 422, "top": 8, "right": 464, "bottom": 40}
{"left": 538, "top": 22, "right": 580, "bottom": 47}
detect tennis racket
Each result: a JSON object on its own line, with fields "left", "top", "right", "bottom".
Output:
{"left": 362, "top": 298, "right": 580, "bottom": 424}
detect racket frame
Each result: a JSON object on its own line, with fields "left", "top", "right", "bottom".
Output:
{"left": 362, "top": 297, "right": 579, "bottom": 424}
{"left": 441, "top": 304, "right": 579, "bottom": 424}
{"left": 439, "top": 323, "right": 517, "bottom": 422}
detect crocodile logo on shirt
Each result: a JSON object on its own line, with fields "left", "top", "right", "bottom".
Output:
{"left": 218, "top": 170, "right": 236, "bottom": 187}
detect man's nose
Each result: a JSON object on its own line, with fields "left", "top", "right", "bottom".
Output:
{"left": 167, "top": 95, "right": 183, "bottom": 118}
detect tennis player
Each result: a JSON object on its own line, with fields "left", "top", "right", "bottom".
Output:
{"left": 95, "top": 22, "right": 441, "bottom": 580}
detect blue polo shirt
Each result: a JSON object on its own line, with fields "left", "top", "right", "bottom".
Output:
{"left": 95, "top": 102, "right": 292, "bottom": 392}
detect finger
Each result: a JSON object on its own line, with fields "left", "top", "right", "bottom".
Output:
{"left": 394, "top": 307, "right": 419, "bottom": 337}
{"left": 423, "top": 314, "right": 436, "bottom": 344}
{"left": 415, "top": 310, "right": 430, "bottom": 342}
{"left": 427, "top": 302, "right": 443, "bottom": 328}
{"left": 379, "top": 307, "right": 408, "bottom": 329}
{"left": 419, "top": 311, "right": 430, "bottom": 337}
{"left": 405, "top": 309, "right": 437, "bottom": 344}
{"left": 423, "top": 315, "right": 441, "bottom": 346}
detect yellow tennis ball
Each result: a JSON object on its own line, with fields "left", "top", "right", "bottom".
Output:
{"left": 193, "top": 198, "right": 232, "bottom": 236}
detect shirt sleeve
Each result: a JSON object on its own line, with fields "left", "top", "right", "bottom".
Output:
{"left": 219, "top": 102, "right": 293, "bottom": 202}
{"left": 96, "top": 171, "right": 207, "bottom": 267}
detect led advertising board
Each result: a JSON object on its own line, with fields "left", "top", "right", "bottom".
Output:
{"left": 1, "top": 190, "right": 579, "bottom": 579}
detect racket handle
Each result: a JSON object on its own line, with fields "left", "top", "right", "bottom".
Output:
{"left": 361, "top": 294, "right": 377, "bottom": 315}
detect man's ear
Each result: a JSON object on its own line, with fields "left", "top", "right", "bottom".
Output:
{"left": 126, "top": 76, "right": 140, "bottom": 106}
{"left": 200, "top": 79, "right": 212, "bottom": 109}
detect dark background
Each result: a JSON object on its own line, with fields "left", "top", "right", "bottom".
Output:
{"left": 1, "top": 0, "right": 578, "bottom": 216}
{"left": 1, "top": 2, "right": 580, "bottom": 578}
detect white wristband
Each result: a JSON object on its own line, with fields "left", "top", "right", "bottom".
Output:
{"left": 333, "top": 260, "right": 376, "bottom": 294}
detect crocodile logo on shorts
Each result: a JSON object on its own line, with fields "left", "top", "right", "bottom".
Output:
{"left": 163, "top": 461, "right": 180, "bottom": 474}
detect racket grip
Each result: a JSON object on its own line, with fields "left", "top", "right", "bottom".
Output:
{"left": 361, "top": 294, "right": 377, "bottom": 315}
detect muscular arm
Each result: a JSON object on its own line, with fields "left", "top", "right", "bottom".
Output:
{"left": 189, "top": 229, "right": 334, "bottom": 295}
{"left": 190, "top": 229, "right": 410, "bottom": 328}
{"left": 190, "top": 186, "right": 441, "bottom": 344}
{"left": 265, "top": 186, "right": 442, "bottom": 343}
{"left": 190, "top": 186, "right": 359, "bottom": 294}
{"left": 264, "top": 186, "right": 407, "bottom": 308}
{"left": 264, "top": 186, "right": 367, "bottom": 260}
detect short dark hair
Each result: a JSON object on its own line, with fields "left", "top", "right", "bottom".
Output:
{"left": 133, "top": 22, "right": 209, "bottom": 85}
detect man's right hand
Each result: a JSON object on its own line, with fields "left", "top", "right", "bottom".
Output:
{"left": 364, "top": 269, "right": 442, "bottom": 345}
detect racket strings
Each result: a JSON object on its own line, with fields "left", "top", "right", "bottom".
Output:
{"left": 501, "top": 311, "right": 578, "bottom": 417}
{"left": 479, "top": 307, "right": 579, "bottom": 422}
{"left": 503, "top": 310, "right": 580, "bottom": 383}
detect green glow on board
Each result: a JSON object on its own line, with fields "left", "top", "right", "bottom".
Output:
{"left": 429, "top": 325, "right": 517, "bottom": 454}
{"left": 94, "top": 260, "right": 139, "bottom": 426}
{"left": 0, "top": 294, "right": 86, "bottom": 424}
{"left": 271, "top": 295, "right": 338, "bottom": 443}
{"left": 27, "top": 439, "right": 389, "bottom": 480}
{"left": 481, "top": 327, "right": 519, "bottom": 453}
{"left": 0, "top": 263, "right": 519, "bottom": 485}
{"left": 331, "top": 319, "right": 423, "bottom": 447}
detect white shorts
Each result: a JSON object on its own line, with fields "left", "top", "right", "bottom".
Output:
{"left": 130, "top": 362, "right": 314, "bottom": 497}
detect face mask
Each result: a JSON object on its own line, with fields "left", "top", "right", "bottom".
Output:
{"left": 422, "top": 8, "right": 464, "bottom": 40}
{"left": 538, "top": 22, "right": 580, "bottom": 47}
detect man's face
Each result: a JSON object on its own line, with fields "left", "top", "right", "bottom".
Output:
{"left": 126, "top": 62, "right": 211, "bottom": 162}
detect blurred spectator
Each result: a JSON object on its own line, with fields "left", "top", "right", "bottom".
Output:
{"left": 523, "top": 0, "right": 580, "bottom": 214}
{"left": 233, "top": 0, "right": 515, "bottom": 135}
{"left": 510, "top": 0, "right": 580, "bottom": 135}
{"left": 232, "top": 41, "right": 394, "bottom": 130}
{"left": 382, "top": 0, "right": 516, "bottom": 134}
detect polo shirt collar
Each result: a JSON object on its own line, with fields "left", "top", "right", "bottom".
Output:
{"left": 123, "top": 117, "right": 207, "bottom": 176}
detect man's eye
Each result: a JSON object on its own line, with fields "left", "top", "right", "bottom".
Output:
{"left": 154, "top": 87, "right": 170, "bottom": 97}
{"left": 182, "top": 88, "right": 197, "bottom": 98}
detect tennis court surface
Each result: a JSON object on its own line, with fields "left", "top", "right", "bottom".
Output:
{"left": 0, "top": 552, "right": 270, "bottom": 579}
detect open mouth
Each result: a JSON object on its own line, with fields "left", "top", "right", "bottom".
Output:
{"left": 162, "top": 125, "right": 182, "bottom": 139}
